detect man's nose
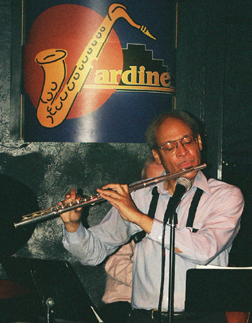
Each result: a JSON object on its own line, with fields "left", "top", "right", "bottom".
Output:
{"left": 176, "top": 142, "right": 189, "bottom": 156}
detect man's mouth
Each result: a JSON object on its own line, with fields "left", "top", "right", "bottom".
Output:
{"left": 179, "top": 161, "right": 194, "bottom": 170}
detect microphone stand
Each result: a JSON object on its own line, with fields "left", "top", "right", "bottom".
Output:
{"left": 160, "top": 177, "right": 191, "bottom": 323}
{"left": 46, "top": 297, "right": 55, "bottom": 323}
{"left": 167, "top": 211, "right": 177, "bottom": 323}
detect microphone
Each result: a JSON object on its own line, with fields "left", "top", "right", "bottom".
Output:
{"left": 164, "top": 177, "right": 192, "bottom": 225}
{"left": 46, "top": 297, "right": 55, "bottom": 308}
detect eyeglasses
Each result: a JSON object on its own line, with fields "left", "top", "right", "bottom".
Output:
{"left": 157, "top": 134, "right": 197, "bottom": 155}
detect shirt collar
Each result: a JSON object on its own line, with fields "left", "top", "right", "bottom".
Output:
{"left": 192, "top": 170, "right": 211, "bottom": 195}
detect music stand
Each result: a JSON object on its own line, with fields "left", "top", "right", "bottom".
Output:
{"left": 185, "top": 267, "right": 252, "bottom": 313}
{"left": 1, "top": 256, "right": 103, "bottom": 323}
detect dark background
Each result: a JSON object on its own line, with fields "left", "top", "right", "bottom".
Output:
{"left": 0, "top": 0, "right": 252, "bottom": 318}
{"left": 176, "top": 0, "right": 252, "bottom": 267}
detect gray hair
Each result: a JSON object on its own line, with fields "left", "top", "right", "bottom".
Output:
{"left": 141, "top": 155, "right": 157, "bottom": 179}
{"left": 145, "top": 111, "right": 201, "bottom": 150}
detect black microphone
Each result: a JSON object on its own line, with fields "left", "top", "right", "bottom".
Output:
{"left": 164, "top": 177, "right": 192, "bottom": 225}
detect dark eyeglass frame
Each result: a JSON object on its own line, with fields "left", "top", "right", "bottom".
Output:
{"left": 157, "top": 134, "right": 197, "bottom": 155}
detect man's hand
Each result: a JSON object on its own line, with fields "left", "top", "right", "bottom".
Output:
{"left": 97, "top": 184, "right": 153, "bottom": 233}
{"left": 59, "top": 188, "right": 82, "bottom": 232}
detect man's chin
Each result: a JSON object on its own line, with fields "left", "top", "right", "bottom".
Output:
{"left": 180, "top": 169, "right": 198, "bottom": 181}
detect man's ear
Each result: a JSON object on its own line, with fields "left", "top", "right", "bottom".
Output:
{"left": 152, "top": 149, "right": 162, "bottom": 164}
{"left": 197, "top": 134, "right": 203, "bottom": 151}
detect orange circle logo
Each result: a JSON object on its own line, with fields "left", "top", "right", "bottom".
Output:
{"left": 23, "top": 4, "right": 123, "bottom": 125}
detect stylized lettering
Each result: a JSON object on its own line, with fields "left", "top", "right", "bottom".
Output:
{"left": 138, "top": 66, "right": 146, "bottom": 85}
{"left": 110, "top": 70, "right": 122, "bottom": 84}
{"left": 160, "top": 72, "right": 170, "bottom": 87}
{"left": 92, "top": 66, "right": 173, "bottom": 92}
{"left": 146, "top": 71, "right": 160, "bottom": 86}
{"left": 94, "top": 69, "right": 122, "bottom": 84}
{"left": 95, "top": 70, "right": 110, "bottom": 84}
{"left": 122, "top": 66, "right": 137, "bottom": 84}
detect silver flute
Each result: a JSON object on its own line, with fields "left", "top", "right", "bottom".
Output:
{"left": 14, "top": 163, "right": 206, "bottom": 228}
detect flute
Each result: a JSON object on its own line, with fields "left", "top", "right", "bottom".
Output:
{"left": 14, "top": 163, "right": 206, "bottom": 228}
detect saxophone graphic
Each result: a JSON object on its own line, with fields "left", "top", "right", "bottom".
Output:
{"left": 35, "top": 3, "right": 156, "bottom": 128}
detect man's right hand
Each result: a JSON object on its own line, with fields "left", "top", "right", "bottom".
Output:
{"left": 59, "top": 188, "right": 83, "bottom": 232}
